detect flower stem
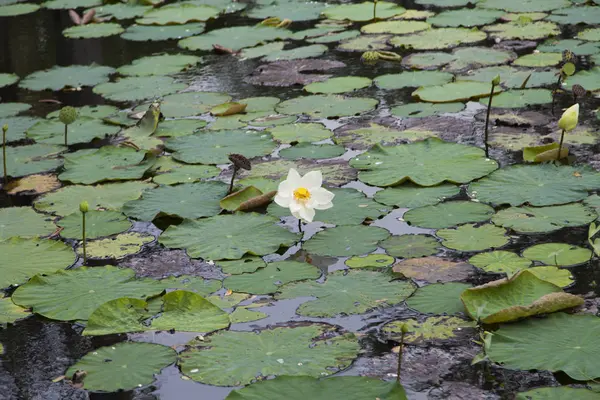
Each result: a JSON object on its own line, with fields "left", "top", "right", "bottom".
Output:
{"left": 484, "top": 83, "right": 495, "bottom": 158}
{"left": 557, "top": 129, "right": 565, "bottom": 161}
{"left": 298, "top": 218, "right": 303, "bottom": 233}
{"left": 64, "top": 124, "right": 68, "bottom": 147}
{"left": 396, "top": 330, "right": 405, "bottom": 384}
{"left": 2, "top": 125, "right": 7, "bottom": 183}
{"left": 228, "top": 166, "right": 238, "bottom": 195}
{"left": 551, "top": 74, "right": 562, "bottom": 116}
{"left": 82, "top": 212, "right": 87, "bottom": 264}
{"left": 373, "top": 0, "right": 377, "bottom": 19}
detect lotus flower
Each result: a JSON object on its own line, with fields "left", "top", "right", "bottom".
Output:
{"left": 558, "top": 104, "right": 579, "bottom": 132}
{"left": 275, "top": 169, "right": 334, "bottom": 223}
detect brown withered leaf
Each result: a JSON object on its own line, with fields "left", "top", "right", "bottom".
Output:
{"left": 392, "top": 256, "right": 474, "bottom": 283}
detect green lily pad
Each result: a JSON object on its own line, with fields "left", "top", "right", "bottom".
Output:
{"left": 225, "top": 376, "right": 406, "bottom": 400}
{"left": 488, "top": 313, "right": 600, "bottom": 381}
{"left": 58, "top": 210, "right": 130, "bottom": 240}
{"left": 19, "top": 64, "right": 114, "bottom": 91}
{"left": 458, "top": 66, "right": 557, "bottom": 89}
{"left": 478, "top": 0, "right": 570, "bottom": 12}
{"left": 262, "top": 44, "right": 328, "bottom": 62}
{"left": 0, "top": 144, "right": 65, "bottom": 178}
{"left": 121, "top": 23, "right": 206, "bottom": 41}
{"left": 279, "top": 143, "right": 345, "bottom": 160}
{"left": 469, "top": 164, "right": 600, "bottom": 206}
{"left": 406, "top": 282, "right": 470, "bottom": 315}
{"left": 513, "top": 52, "right": 562, "bottom": 67}
{"left": 153, "top": 119, "right": 206, "bottom": 138}
{"left": 268, "top": 123, "right": 331, "bottom": 143}
{"left": 528, "top": 266, "right": 574, "bottom": 288}
{"left": 82, "top": 297, "right": 148, "bottom": 335}
{"left": 0, "top": 207, "right": 55, "bottom": 240}
{"left": 0, "top": 3, "right": 39, "bottom": 16}
{"left": 42, "top": 0, "right": 99, "bottom": 9}
{"left": 350, "top": 138, "right": 498, "bottom": 187}
{"left": 578, "top": 27, "right": 600, "bottom": 42}
{"left": 91, "top": 3, "right": 151, "bottom": 20}
{"left": 11, "top": 266, "right": 163, "bottom": 321}
{"left": 0, "top": 73, "right": 18, "bottom": 88}
{"left": 383, "top": 316, "right": 475, "bottom": 344}
{"left": 179, "top": 323, "right": 359, "bottom": 386}
{"left": 522, "top": 243, "right": 592, "bottom": 267}
{"left": 307, "top": 30, "right": 361, "bottom": 44}
{"left": 240, "top": 159, "right": 356, "bottom": 187}
{"left": 392, "top": 256, "right": 474, "bottom": 282}
{"left": 361, "top": 20, "right": 430, "bottom": 34}
{"left": 374, "top": 71, "right": 453, "bottom": 90}
{"left": 483, "top": 21, "right": 560, "bottom": 40}
{"left": 469, "top": 251, "right": 532, "bottom": 274}
{"left": 65, "top": 342, "right": 176, "bottom": 392}
{"left": 224, "top": 261, "right": 320, "bottom": 295}
{"left": 81, "top": 232, "right": 154, "bottom": 259}
{"left": 492, "top": 204, "right": 597, "bottom": 233}
{"left": 322, "top": 1, "right": 405, "bottom": 21}
{"left": 547, "top": 6, "right": 600, "bottom": 25}
{"left": 413, "top": 81, "right": 501, "bottom": 103}
{"left": 416, "top": 0, "right": 477, "bottom": 5}
{"left": 390, "top": 102, "right": 466, "bottom": 118}
{"left": 0, "top": 238, "right": 75, "bottom": 289}
{"left": 159, "top": 213, "right": 300, "bottom": 260}
{"left": 0, "top": 297, "right": 30, "bottom": 324}
{"left": 34, "top": 181, "right": 154, "bottom": 216}
{"left": 117, "top": 54, "right": 202, "bottom": 76}
{"left": 277, "top": 269, "right": 415, "bottom": 317}
{"left": 122, "top": 182, "right": 227, "bottom": 221}
{"left": 166, "top": 130, "right": 275, "bottom": 165}
{"left": 437, "top": 223, "right": 509, "bottom": 252}
{"left": 141, "top": 92, "right": 231, "bottom": 118}
{"left": 136, "top": 3, "right": 219, "bottom": 25}
{"left": 93, "top": 76, "right": 187, "bottom": 102}
{"left": 564, "top": 67, "right": 600, "bottom": 92}
{"left": 337, "top": 34, "right": 392, "bottom": 52}
{"left": 26, "top": 117, "right": 120, "bottom": 145}
{"left": 380, "top": 235, "right": 440, "bottom": 258}
{"left": 482, "top": 88, "right": 553, "bottom": 107}
{"left": 276, "top": 95, "right": 378, "bottom": 118}
{"left": 0, "top": 103, "right": 31, "bottom": 117}
{"left": 151, "top": 158, "right": 219, "bottom": 185}
{"left": 247, "top": 1, "right": 327, "bottom": 21}
{"left": 461, "top": 270, "right": 583, "bottom": 323}
{"left": 63, "top": 22, "right": 124, "bottom": 39}
{"left": 428, "top": 8, "right": 503, "bottom": 27}
{"left": 374, "top": 184, "right": 460, "bottom": 208}
{"left": 304, "top": 76, "right": 372, "bottom": 94}
{"left": 59, "top": 146, "right": 153, "bottom": 185}
{"left": 46, "top": 105, "right": 118, "bottom": 120}
{"left": 218, "top": 256, "right": 266, "bottom": 275}
{"left": 390, "top": 28, "right": 487, "bottom": 50}
{"left": 516, "top": 387, "right": 600, "bottom": 400}
{"left": 303, "top": 225, "right": 389, "bottom": 257}
{"left": 229, "top": 307, "right": 267, "bottom": 323}
{"left": 345, "top": 254, "right": 395, "bottom": 269}
{"left": 537, "top": 39, "right": 600, "bottom": 56}
{"left": 178, "top": 26, "right": 293, "bottom": 52}
{"left": 402, "top": 52, "right": 456, "bottom": 70}
{"left": 404, "top": 201, "right": 494, "bottom": 229}
{"left": 154, "top": 275, "right": 221, "bottom": 296}
{"left": 334, "top": 123, "right": 438, "bottom": 149}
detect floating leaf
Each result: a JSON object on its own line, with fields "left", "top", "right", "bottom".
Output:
{"left": 81, "top": 232, "right": 154, "bottom": 259}
{"left": 57, "top": 210, "right": 130, "bottom": 240}
{"left": 262, "top": 44, "right": 328, "bottom": 62}
{"left": 117, "top": 54, "right": 202, "bottom": 76}
{"left": 528, "top": 266, "right": 574, "bottom": 288}
{"left": 277, "top": 270, "right": 415, "bottom": 317}
{"left": 19, "top": 65, "right": 114, "bottom": 91}
{"left": 218, "top": 256, "right": 266, "bottom": 275}
{"left": 547, "top": 6, "right": 600, "bottom": 25}
{"left": 428, "top": 8, "right": 503, "bottom": 27}
{"left": 380, "top": 235, "right": 440, "bottom": 259}
{"left": 345, "top": 254, "right": 395, "bottom": 269}
{"left": 374, "top": 71, "right": 453, "bottom": 90}
{"left": 63, "top": 22, "right": 124, "bottom": 39}
{"left": 0, "top": 144, "right": 65, "bottom": 178}
{"left": 361, "top": 20, "right": 430, "bottom": 34}
{"left": 0, "top": 73, "right": 19, "bottom": 88}
{"left": 26, "top": 117, "right": 120, "bottom": 145}
{"left": 247, "top": 1, "right": 327, "bottom": 21}
{"left": 303, "top": 225, "right": 390, "bottom": 257}
{"left": 322, "top": 2, "right": 405, "bottom": 21}
{"left": 392, "top": 256, "right": 474, "bottom": 282}
{"left": 224, "top": 261, "right": 320, "bottom": 295}
{"left": 406, "top": 282, "right": 470, "bottom": 315}
{"left": 276, "top": 95, "right": 378, "bottom": 118}
{"left": 390, "top": 28, "right": 487, "bottom": 50}
{"left": 483, "top": 21, "right": 560, "bottom": 40}
{"left": 537, "top": 38, "right": 600, "bottom": 56}
{"left": 268, "top": 123, "right": 331, "bottom": 143}
{"left": 65, "top": 342, "right": 176, "bottom": 392}
{"left": 304, "top": 76, "right": 372, "bottom": 94}
{"left": 458, "top": 66, "right": 557, "bottom": 89}
{"left": 478, "top": 0, "right": 570, "bottom": 12}
{"left": 374, "top": 184, "right": 460, "bottom": 208}
{"left": 492, "top": 204, "right": 596, "bottom": 233}
{"left": 136, "top": 4, "right": 219, "bottom": 25}
{"left": 179, "top": 324, "right": 359, "bottom": 386}
{"left": 390, "top": 102, "right": 465, "bottom": 118}
{"left": 4, "top": 174, "right": 61, "bottom": 196}
{"left": 0, "top": 297, "right": 30, "bottom": 324}
{"left": 93, "top": 76, "right": 186, "bottom": 102}
{"left": 42, "top": 0, "right": 99, "bottom": 9}
{"left": 83, "top": 297, "right": 149, "bottom": 335}
{"left": 404, "top": 201, "right": 494, "bottom": 229}
{"left": 337, "top": 34, "right": 392, "bottom": 52}
{"left": 522, "top": 243, "right": 592, "bottom": 267}
{"left": 0, "top": 207, "right": 55, "bottom": 240}
{"left": 178, "top": 26, "right": 293, "bottom": 52}
{"left": 279, "top": 143, "right": 345, "bottom": 160}
{"left": 469, "top": 251, "right": 532, "bottom": 274}
{"left": 350, "top": 138, "right": 498, "bottom": 187}
{"left": 513, "top": 52, "right": 562, "bottom": 67}
{"left": 91, "top": 3, "right": 151, "bottom": 19}
{"left": 0, "top": 3, "right": 39, "bottom": 16}
{"left": 383, "top": 316, "right": 475, "bottom": 344}
{"left": 564, "top": 67, "right": 600, "bottom": 92}
{"left": 121, "top": 23, "right": 205, "bottom": 41}
{"left": 437, "top": 224, "right": 509, "bottom": 252}
{"left": 220, "top": 186, "right": 264, "bottom": 212}
{"left": 515, "top": 387, "right": 600, "bottom": 400}
{"left": 413, "top": 81, "right": 501, "bottom": 103}
{"left": 0, "top": 102, "right": 31, "bottom": 117}
{"left": 159, "top": 213, "right": 300, "bottom": 260}
{"left": 334, "top": 122, "right": 437, "bottom": 148}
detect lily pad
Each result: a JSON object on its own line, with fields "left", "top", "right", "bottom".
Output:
{"left": 136, "top": 4, "right": 219, "bottom": 25}
{"left": 483, "top": 21, "right": 560, "bottom": 40}
{"left": 383, "top": 316, "right": 475, "bottom": 345}
{"left": 413, "top": 81, "right": 501, "bottom": 103}
{"left": 82, "top": 297, "right": 148, "bottom": 335}
{"left": 117, "top": 54, "right": 202, "bottom": 76}
{"left": 0, "top": 207, "right": 55, "bottom": 240}
{"left": 91, "top": 3, "right": 151, "bottom": 20}
{"left": 46, "top": 105, "right": 118, "bottom": 120}
{"left": 0, "top": 73, "right": 18, "bottom": 88}
{"left": 224, "top": 261, "right": 320, "bottom": 295}
{"left": 458, "top": 66, "right": 557, "bottom": 89}
{"left": 537, "top": 38, "right": 600, "bottom": 56}
{"left": 0, "top": 144, "right": 65, "bottom": 178}
{"left": 151, "top": 158, "right": 219, "bottom": 185}
{"left": 404, "top": 201, "right": 494, "bottom": 229}
{"left": 26, "top": 117, "right": 120, "bottom": 145}
{"left": 82, "top": 232, "right": 154, "bottom": 259}
{"left": 121, "top": 23, "right": 206, "bottom": 41}
{"left": 4, "top": 174, "right": 61, "bottom": 196}
{"left": 469, "top": 251, "right": 532, "bottom": 274}
{"left": 437, "top": 224, "right": 509, "bottom": 252}
{"left": 142, "top": 91, "right": 231, "bottom": 118}
{"left": 528, "top": 266, "right": 574, "bottom": 288}
{"left": 0, "top": 3, "right": 39, "bottom": 16}
{"left": 58, "top": 210, "right": 130, "bottom": 240}
{"left": 218, "top": 256, "right": 266, "bottom": 275}
{"left": 345, "top": 254, "right": 395, "bottom": 269}
{"left": 276, "top": 95, "right": 378, "bottom": 118}
{"left": 392, "top": 256, "right": 474, "bottom": 282}
{"left": 322, "top": 2, "right": 406, "bottom": 21}
{"left": 0, "top": 103, "right": 31, "bottom": 117}
{"left": 178, "top": 26, "right": 293, "bottom": 52}
{"left": 179, "top": 323, "right": 359, "bottom": 386}
{"left": 277, "top": 269, "right": 415, "bottom": 317}
{"left": 93, "top": 76, "right": 187, "bottom": 102}
{"left": 547, "top": 6, "right": 600, "bottom": 25}
{"left": 122, "top": 182, "right": 227, "bottom": 221}
{"left": 247, "top": 2, "right": 327, "bottom": 21}
{"left": 19, "top": 64, "right": 114, "bottom": 91}
{"left": 406, "top": 282, "right": 470, "bottom": 315}
{"left": 391, "top": 102, "right": 466, "bottom": 118}
{"left": 240, "top": 159, "right": 356, "bottom": 186}
{"left": 428, "top": 8, "right": 503, "bottom": 27}
{"left": 564, "top": 67, "right": 600, "bottom": 92}
{"left": 469, "top": 164, "right": 600, "bottom": 206}
{"left": 42, "top": 0, "right": 99, "bottom": 9}
{"left": 522, "top": 243, "right": 592, "bottom": 267}
{"left": 380, "top": 235, "right": 440, "bottom": 259}
{"left": 478, "top": 0, "right": 570, "bottom": 12}
{"left": 390, "top": 28, "right": 487, "bottom": 50}
{"left": 482, "top": 88, "right": 553, "bottom": 107}
{"left": 350, "top": 138, "right": 498, "bottom": 187}
{"left": 513, "top": 52, "right": 562, "bottom": 67}
{"left": 304, "top": 76, "right": 372, "bottom": 94}
{"left": 460, "top": 270, "right": 583, "bottom": 323}
{"left": 11, "top": 266, "right": 163, "bottom": 320}
{"left": 63, "top": 22, "right": 124, "bottom": 39}
{"left": 515, "top": 387, "right": 600, "bottom": 399}
{"left": 268, "top": 123, "right": 331, "bottom": 143}
{"left": 374, "top": 71, "right": 453, "bottom": 90}
{"left": 0, "top": 297, "right": 30, "bottom": 324}
{"left": 65, "top": 342, "right": 176, "bottom": 392}
{"left": 303, "top": 225, "right": 390, "bottom": 257}
{"left": 159, "top": 213, "right": 300, "bottom": 260}
{"left": 492, "top": 204, "right": 597, "bottom": 233}
{"left": 262, "top": 44, "right": 328, "bottom": 62}
{"left": 374, "top": 184, "right": 460, "bottom": 208}
{"left": 337, "top": 34, "right": 392, "bottom": 52}
{"left": 59, "top": 146, "right": 153, "bottom": 184}
{"left": 166, "top": 130, "right": 275, "bottom": 165}
{"left": 361, "top": 20, "right": 430, "bottom": 34}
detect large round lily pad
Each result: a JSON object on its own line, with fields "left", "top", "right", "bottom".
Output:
{"left": 390, "top": 28, "right": 487, "bottom": 50}
{"left": 91, "top": 3, "right": 151, "bottom": 19}
{"left": 374, "top": 184, "right": 461, "bottom": 208}
{"left": 515, "top": 387, "right": 600, "bottom": 400}
{"left": 322, "top": 1, "right": 405, "bottom": 21}
{"left": 276, "top": 269, "right": 415, "bottom": 317}
{"left": 380, "top": 235, "right": 440, "bottom": 259}
{"left": 224, "top": 261, "right": 320, "bottom": 295}
{"left": 468, "top": 164, "right": 600, "bottom": 206}
{"left": 413, "top": 81, "right": 501, "bottom": 103}
{"left": 487, "top": 313, "right": 600, "bottom": 381}
{"left": 404, "top": 201, "right": 494, "bottom": 229}
{"left": 0, "top": 207, "right": 55, "bottom": 240}
{"left": 0, "top": 144, "right": 65, "bottom": 178}
{"left": 247, "top": 2, "right": 327, "bottom": 21}
{"left": 121, "top": 23, "right": 206, "bottom": 41}
{"left": 477, "top": 0, "right": 570, "bottom": 12}
{"left": 179, "top": 323, "right": 360, "bottom": 386}
{"left": 81, "top": 232, "right": 154, "bottom": 260}
{"left": 159, "top": 213, "right": 300, "bottom": 260}
{"left": 26, "top": 117, "right": 120, "bottom": 145}
{"left": 392, "top": 256, "right": 474, "bottom": 282}
{"left": 427, "top": 8, "right": 503, "bottom": 27}
{"left": 0, "top": 3, "right": 40, "bottom": 16}
{"left": 391, "top": 102, "right": 465, "bottom": 118}
{"left": 483, "top": 21, "right": 560, "bottom": 40}
{"left": 268, "top": 123, "right": 331, "bottom": 143}
{"left": 58, "top": 210, "right": 131, "bottom": 239}
{"left": 350, "top": 138, "right": 498, "bottom": 187}
{"left": 19, "top": 64, "right": 114, "bottom": 91}
{"left": 303, "top": 225, "right": 390, "bottom": 257}
{"left": 136, "top": 3, "right": 219, "bottom": 25}
{"left": 492, "top": 204, "right": 597, "bottom": 233}
{"left": 178, "top": 26, "right": 293, "bottom": 52}
{"left": 66, "top": 342, "right": 176, "bottom": 392}
{"left": 437, "top": 224, "right": 509, "bottom": 252}
{"left": 522, "top": 243, "right": 592, "bottom": 267}
{"left": 0, "top": 73, "right": 18, "bottom": 88}
{"left": 93, "top": 76, "right": 187, "bottom": 102}
{"left": 374, "top": 71, "right": 454, "bottom": 90}
{"left": 117, "top": 54, "right": 202, "bottom": 76}
{"left": 361, "top": 20, "right": 430, "bottom": 34}
{"left": 276, "top": 95, "right": 378, "bottom": 118}
{"left": 406, "top": 282, "right": 470, "bottom": 315}
{"left": 469, "top": 251, "right": 532, "bottom": 274}
{"left": 0, "top": 297, "right": 30, "bottom": 324}
{"left": 63, "top": 22, "right": 124, "bottom": 39}
{"left": 0, "top": 102, "right": 31, "bottom": 117}
{"left": 304, "top": 76, "right": 372, "bottom": 94}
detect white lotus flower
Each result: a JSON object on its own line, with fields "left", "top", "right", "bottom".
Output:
{"left": 274, "top": 169, "right": 334, "bottom": 223}
{"left": 558, "top": 103, "right": 579, "bottom": 132}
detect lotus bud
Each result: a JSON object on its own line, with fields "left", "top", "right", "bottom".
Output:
{"left": 491, "top": 74, "right": 501, "bottom": 86}
{"left": 400, "top": 324, "right": 409, "bottom": 334}
{"left": 558, "top": 104, "right": 579, "bottom": 132}
{"left": 2, "top": 124, "right": 7, "bottom": 133}
{"left": 79, "top": 201, "right": 89, "bottom": 213}
{"left": 361, "top": 51, "right": 379, "bottom": 65}
{"left": 59, "top": 106, "right": 78, "bottom": 125}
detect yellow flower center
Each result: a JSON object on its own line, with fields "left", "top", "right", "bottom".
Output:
{"left": 293, "top": 187, "right": 311, "bottom": 202}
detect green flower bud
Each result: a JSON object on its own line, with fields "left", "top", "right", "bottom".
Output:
{"left": 491, "top": 74, "right": 501, "bottom": 86}
{"left": 361, "top": 51, "right": 379, "bottom": 65}
{"left": 400, "top": 323, "right": 409, "bottom": 334}
{"left": 2, "top": 124, "right": 8, "bottom": 133}
{"left": 79, "top": 201, "right": 89, "bottom": 213}
{"left": 59, "top": 106, "right": 78, "bottom": 125}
